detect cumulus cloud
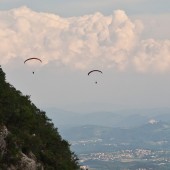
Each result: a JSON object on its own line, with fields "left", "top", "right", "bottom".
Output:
{"left": 0, "top": 6, "right": 170, "bottom": 73}
{"left": 133, "top": 39, "right": 170, "bottom": 73}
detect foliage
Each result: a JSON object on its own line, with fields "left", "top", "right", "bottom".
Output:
{"left": 0, "top": 66, "right": 79, "bottom": 169}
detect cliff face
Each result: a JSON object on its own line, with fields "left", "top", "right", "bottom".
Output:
{"left": 0, "top": 125, "right": 8, "bottom": 156}
{"left": 0, "top": 125, "right": 43, "bottom": 170}
{"left": 0, "top": 67, "right": 79, "bottom": 170}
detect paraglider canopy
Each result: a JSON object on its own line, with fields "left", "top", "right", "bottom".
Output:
{"left": 24, "top": 57, "right": 42, "bottom": 63}
{"left": 24, "top": 57, "right": 42, "bottom": 74}
{"left": 88, "top": 70, "right": 103, "bottom": 76}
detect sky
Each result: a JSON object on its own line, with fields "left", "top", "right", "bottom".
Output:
{"left": 0, "top": 0, "right": 170, "bottom": 113}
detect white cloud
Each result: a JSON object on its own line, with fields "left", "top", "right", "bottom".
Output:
{"left": 133, "top": 39, "right": 170, "bottom": 73}
{"left": 0, "top": 6, "right": 170, "bottom": 73}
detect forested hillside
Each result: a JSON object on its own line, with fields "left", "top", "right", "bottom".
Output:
{"left": 0, "top": 66, "right": 79, "bottom": 170}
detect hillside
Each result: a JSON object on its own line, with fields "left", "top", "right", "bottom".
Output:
{"left": 0, "top": 66, "right": 79, "bottom": 170}
{"left": 62, "top": 122, "right": 170, "bottom": 153}
{"left": 62, "top": 123, "right": 170, "bottom": 169}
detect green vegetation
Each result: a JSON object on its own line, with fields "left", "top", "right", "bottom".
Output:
{"left": 0, "top": 66, "right": 79, "bottom": 169}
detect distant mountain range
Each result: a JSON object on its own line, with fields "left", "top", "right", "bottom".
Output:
{"left": 61, "top": 121, "right": 170, "bottom": 153}
{"left": 44, "top": 107, "right": 170, "bottom": 151}
{"left": 45, "top": 107, "right": 170, "bottom": 169}
{"left": 45, "top": 107, "right": 170, "bottom": 129}
{"left": 43, "top": 106, "right": 170, "bottom": 170}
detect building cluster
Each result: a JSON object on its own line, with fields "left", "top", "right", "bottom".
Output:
{"left": 80, "top": 165, "right": 89, "bottom": 170}
{"left": 79, "top": 149, "right": 170, "bottom": 163}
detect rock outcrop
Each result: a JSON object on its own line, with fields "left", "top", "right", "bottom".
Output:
{"left": 0, "top": 125, "right": 44, "bottom": 170}
{"left": 0, "top": 125, "right": 8, "bottom": 156}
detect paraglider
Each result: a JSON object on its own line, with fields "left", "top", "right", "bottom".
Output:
{"left": 24, "top": 57, "right": 42, "bottom": 74}
{"left": 88, "top": 69, "right": 103, "bottom": 84}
